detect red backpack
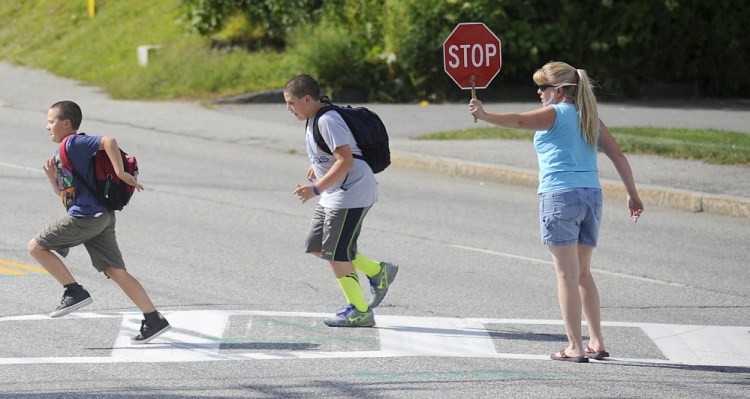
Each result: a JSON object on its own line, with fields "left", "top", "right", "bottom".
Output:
{"left": 59, "top": 134, "right": 138, "bottom": 211}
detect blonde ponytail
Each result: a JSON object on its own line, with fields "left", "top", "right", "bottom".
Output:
{"left": 575, "top": 69, "right": 599, "bottom": 148}
{"left": 533, "top": 62, "right": 600, "bottom": 148}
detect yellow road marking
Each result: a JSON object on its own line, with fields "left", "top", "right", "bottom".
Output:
{"left": 0, "top": 259, "right": 48, "bottom": 274}
{"left": 0, "top": 267, "right": 26, "bottom": 275}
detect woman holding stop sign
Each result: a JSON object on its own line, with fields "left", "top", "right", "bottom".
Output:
{"left": 469, "top": 61, "right": 644, "bottom": 363}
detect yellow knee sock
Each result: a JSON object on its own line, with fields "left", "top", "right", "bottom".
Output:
{"left": 352, "top": 253, "right": 381, "bottom": 277}
{"left": 337, "top": 272, "right": 368, "bottom": 312}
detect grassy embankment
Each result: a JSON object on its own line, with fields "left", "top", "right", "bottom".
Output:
{"left": 0, "top": 0, "right": 299, "bottom": 100}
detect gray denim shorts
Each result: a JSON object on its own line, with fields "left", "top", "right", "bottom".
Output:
{"left": 539, "top": 188, "right": 602, "bottom": 247}
{"left": 305, "top": 205, "right": 370, "bottom": 262}
{"left": 34, "top": 210, "right": 125, "bottom": 272}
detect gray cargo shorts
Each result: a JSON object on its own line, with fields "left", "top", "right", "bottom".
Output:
{"left": 34, "top": 210, "right": 125, "bottom": 272}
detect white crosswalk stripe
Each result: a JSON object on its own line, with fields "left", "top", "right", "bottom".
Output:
{"left": 640, "top": 324, "right": 750, "bottom": 368}
{"left": 112, "top": 310, "right": 231, "bottom": 362}
{"left": 1, "top": 310, "right": 748, "bottom": 366}
{"left": 377, "top": 315, "right": 497, "bottom": 357}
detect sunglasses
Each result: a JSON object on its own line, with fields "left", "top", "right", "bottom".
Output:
{"left": 537, "top": 84, "right": 556, "bottom": 91}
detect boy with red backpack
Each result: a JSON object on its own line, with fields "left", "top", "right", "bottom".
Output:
{"left": 27, "top": 100, "right": 170, "bottom": 344}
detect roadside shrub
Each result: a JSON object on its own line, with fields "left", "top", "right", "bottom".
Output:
{"left": 551, "top": 0, "right": 750, "bottom": 97}
{"left": 286, "top": 0, "right": 406, "bottom": 102}
{"left": 181, "top": 0, "right": 323, "bottom": 48}
{"left": 384, "top": 0, "right": 554, "bottom": 101}
{"left": 386, "top": 0, "right": 748, "bottom": 99}
{"left": 180, "top": 0, "right": 749, "bottom": 100}
{"left": 5, "top": 0, "right": 743, "bottom": 102}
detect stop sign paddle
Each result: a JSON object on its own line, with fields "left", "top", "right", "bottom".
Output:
{"left": 443, "top": 22, "right": 502, "bottom": 121}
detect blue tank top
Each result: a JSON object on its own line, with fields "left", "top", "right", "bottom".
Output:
{"left": 533, "top": 103, "right": 600, "bottom": 194}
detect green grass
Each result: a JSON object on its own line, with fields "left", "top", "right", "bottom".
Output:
{"left": 415, "top": 127, "right": 534, "bottom": 141}
{"left": 0, "top": 0, "right": 300, "bottom": 100}
{"left": 610, "top": 127, "right": 750, "bottom": 166}
{"left": 416, "top": 127, "right": 750, "bottom": 166}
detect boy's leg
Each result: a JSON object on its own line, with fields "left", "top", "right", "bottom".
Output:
{"left": 27, "top": 239, "right": 76, "bottom": 285}
{"left": 85, "top": 212, "right": 170, "bottom": 343}
{"left": 29, "top": 216, "right": 94, "bottom": 317}
{"left": 353, "top": 254, "right": 398, "bottom": 308}
{"left": 104, "top": 267, "right": 156, "bottom": 313}
{"left": 315, "top": 207, "right": 375, "bottom": 327}
{"left": 351, "top": 254, "right": 380, "bottom": 276}
{"left": 104, "top": 267, "right": 171, "bottom": 344}
{"left": 330, "top": 261, "right": 368, "bottom": 312}
{"left": 324, "top": 260, "right": 374, "bottom": 328}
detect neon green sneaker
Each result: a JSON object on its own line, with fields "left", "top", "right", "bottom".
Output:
{"left": 324, "top": 304, "right": 375, "bottom": 327}
{"left": 368, "top": 262, "right": 398, "bottom": 308}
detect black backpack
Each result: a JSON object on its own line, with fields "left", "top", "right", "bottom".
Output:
{"left": 309, "top": 98, "right": 391, "bottom": 174}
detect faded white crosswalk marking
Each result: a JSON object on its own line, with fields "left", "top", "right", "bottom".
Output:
{"left": 1, "top": 310, "right": 748, "bottom": 367}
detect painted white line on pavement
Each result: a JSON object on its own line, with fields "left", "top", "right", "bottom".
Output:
{"left": 0, "top": 310, "right": 747, "bottom": 367}
{"left": 0, "top": 161, "right": 42, "bottom": 173}
{"left": 450, "top": 244, "right": 550, "bottom": 265}
{"left": 640, "top": 324, "right": 750, "bottom": 368}
{"left": 112, "top": 310, "right": 231, "bottom": 362}
{"left": 450, "top": 244, "right": 687, "bottom": 287}
{"left": 376, "top": 315, "right": 497, "bottom": 357}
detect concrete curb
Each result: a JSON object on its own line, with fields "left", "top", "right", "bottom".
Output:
{"left": 391, "top": 151, "right": 750, "bottom": 219}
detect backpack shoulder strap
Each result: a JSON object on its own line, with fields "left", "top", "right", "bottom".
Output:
{"left": 308, "top": 104, "right": 337, "bottom": 155}
{"left": 58, "top": 134, "right": 75, "bottom": 171}
{"left": 58, "top": 133, "right": 99, "bottom": 200}
{"left": 308, "top": 103, "right": 366, "bottom": 161}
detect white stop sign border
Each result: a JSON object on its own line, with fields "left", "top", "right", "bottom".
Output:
{"left": 443, "top": 22, "right": 502, "bottom": 90}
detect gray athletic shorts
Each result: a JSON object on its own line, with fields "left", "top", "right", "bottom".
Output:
{"left": 34, "top": 210, "right": 125, "bottom": 272}
{"left": 305, "top": 205, "right": 370, "bottom": 262}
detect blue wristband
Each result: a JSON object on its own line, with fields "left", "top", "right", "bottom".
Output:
{"left": 312, "top": 184, "right": 320, "bottom": 196}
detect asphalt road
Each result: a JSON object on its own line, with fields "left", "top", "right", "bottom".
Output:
{"left": 1, "top": 63, "right": 748, "bottom": 399}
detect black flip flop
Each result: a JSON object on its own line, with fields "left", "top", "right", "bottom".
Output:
{"left": 550, "top": 348, "right": 589, "bottom": 363}
{"left": 585, "top": 347, "right": 610, "bottom": 360}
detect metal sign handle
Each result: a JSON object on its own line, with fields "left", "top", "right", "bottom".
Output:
{"left": 471, "top": 76, "right": 477, "bottom": 123}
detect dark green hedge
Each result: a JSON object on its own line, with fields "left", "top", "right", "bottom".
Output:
{"left": 386, "top": 0, "right": 749, "bottom": 100}
{"left": 183, "top": 0, "right": 749, "bottom": 101}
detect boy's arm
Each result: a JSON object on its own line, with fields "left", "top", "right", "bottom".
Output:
{"left": 100, "top": 136, "right": 144, "bottom": 191}
{"left": 317, "top": 144, "right": 354, "bottom": 191}
{"left": 43, "top": 156, "right": 61, "bottom": 195}
{"left": 293, "top": 144, "right": 354, "bottom": 203}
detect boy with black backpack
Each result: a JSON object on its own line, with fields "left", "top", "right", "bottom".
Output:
{"left": 284, "top": 75, "right": 398, "bottom": 327}
{"left": 27, "top": 100, "right": 170, "bottom": 344}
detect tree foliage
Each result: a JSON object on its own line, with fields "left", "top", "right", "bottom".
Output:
{"left": 181, "top": 0, "right": 323, "bottom": 47}
{"left": 182, "top": 0, "right": 749, "bottom": 101}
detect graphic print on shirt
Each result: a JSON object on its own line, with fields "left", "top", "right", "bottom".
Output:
{"left": 314, "top": 155, "right": 332, "bottom": 164}
{"left": 55, "top": 153, "right": 76, "bottom": 209}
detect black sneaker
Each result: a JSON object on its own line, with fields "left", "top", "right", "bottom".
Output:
{"left": 130, "top": 314, "right": 171, "bottom": 344}
{"left": 49, "top": 288, "right": 93, "bottom": 318}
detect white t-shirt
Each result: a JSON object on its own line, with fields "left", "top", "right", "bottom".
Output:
{"left": 305, "top": 111, "right": 378, "bottom": 209}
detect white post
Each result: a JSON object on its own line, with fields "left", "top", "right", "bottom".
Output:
{"left": 137, "top": 45, "right": 162, "bottom": 67}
